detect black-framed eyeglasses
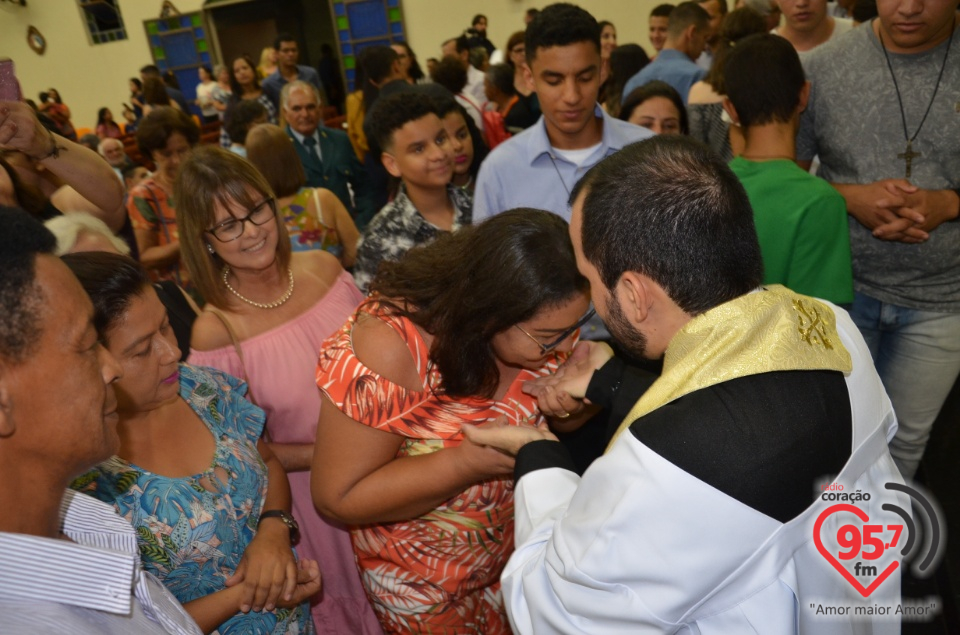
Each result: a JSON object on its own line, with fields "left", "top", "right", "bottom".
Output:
{"left": 515, "top": 308, "right": 596, "bottom": 354}
{"left": 206, "top": 198, "right": 276, "bottom": 242}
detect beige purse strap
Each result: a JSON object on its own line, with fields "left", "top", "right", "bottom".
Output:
{"left": 206, "top": 308, "right": 258, "bottom": 407}
{"left": 311, "top": 186, "right": 322, "bottom": 221}
{"left": 311, "top": 187, "right": 332, "bottom": 243}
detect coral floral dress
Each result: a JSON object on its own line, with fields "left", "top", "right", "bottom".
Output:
{"left": 316, "top": 299, "right": 568, "bottom": 634}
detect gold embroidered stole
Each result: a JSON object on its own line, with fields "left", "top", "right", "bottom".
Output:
{"left": 607, "top": 285, "right": 853, "bottom": 450}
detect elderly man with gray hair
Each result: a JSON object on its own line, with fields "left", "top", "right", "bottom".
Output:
{"left": 280, "top": 80, "right": 378, "bottom": 229}
{"left": 97, "top": 137, "right": 133, "bottom": 180}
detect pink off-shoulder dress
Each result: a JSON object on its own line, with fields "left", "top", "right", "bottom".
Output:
{"left": 188, "top": 270, "right": 382, "bottom": 634}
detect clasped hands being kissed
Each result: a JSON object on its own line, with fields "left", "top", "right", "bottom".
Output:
{"left": 467, "top": 338, "right": 616, "bottom": 456}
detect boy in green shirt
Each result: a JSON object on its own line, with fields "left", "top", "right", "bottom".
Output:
{"left": 723, "top": 33, "right": 852, "bottom": 305}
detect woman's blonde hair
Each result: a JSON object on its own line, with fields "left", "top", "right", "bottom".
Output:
{"left": 245, "top": 123, "right": 305, "bottom": 198}
{"left": 45, "top": 213, "right": 131, "bottom": 256}
{"left": 175, "top": 145, "right": 291, "bottom": 309}
{"left": 259, "top": 47, "right": 276, "bottom": 69}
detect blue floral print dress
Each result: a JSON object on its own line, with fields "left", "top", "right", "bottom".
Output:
{"left": 73, "top": 364, "right": 314, "bottom": 634}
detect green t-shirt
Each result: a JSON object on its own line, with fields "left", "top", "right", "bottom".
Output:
{"left": 730, "top": 157, "right": 853, "bottom": 304}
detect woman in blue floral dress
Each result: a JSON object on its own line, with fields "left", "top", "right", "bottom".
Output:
{"left": 65, "top": 252, "right": 320, "bottom": 634}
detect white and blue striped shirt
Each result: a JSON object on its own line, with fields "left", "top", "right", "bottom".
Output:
{"left": 0, "top": 489, "right": 201, "bottom": 634}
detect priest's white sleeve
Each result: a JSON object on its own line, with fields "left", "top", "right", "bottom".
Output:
{"left": 502, "top": 435, "right": 783, "bottom": 634}
{"left": 502, "top": 440, "right": 582, "bottom": 634}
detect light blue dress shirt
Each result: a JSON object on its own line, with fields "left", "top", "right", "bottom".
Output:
{"left": 621, "top": 49, "right": 707, "bottom": 105}
{"left": 474, "top": 105, "right": 653, "bottom": 339}
{"left": 474, "top": 105, "right": 653, "bottom": 224}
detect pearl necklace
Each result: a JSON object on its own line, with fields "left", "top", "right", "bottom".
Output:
{"left": 222, "top": 266, "right": 294, "bottom": 309}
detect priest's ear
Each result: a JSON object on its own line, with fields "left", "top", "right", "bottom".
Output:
{"left": 614, "top": 272, "right": 652, "bottom": 326}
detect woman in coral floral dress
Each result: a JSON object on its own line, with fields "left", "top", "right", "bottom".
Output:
{"left": 312, "top": 210, "right": 594, "bottom": 633}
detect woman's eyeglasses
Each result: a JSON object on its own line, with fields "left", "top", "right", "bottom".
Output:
{"left": 515, "top": 308, "right": 596, "bottom": 354}
{"left": 206, "top": 198, "right": 276, "bottom": 242}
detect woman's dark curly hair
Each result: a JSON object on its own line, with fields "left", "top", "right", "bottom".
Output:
{"left": 370, "top": 209, "right": 588, "bottom": 398}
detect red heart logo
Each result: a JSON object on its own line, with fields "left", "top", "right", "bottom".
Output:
{"left": 814, "top": 504, "right": 899, "bottom": 597}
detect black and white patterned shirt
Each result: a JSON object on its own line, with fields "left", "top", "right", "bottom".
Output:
{"left": 352, "top": 184, "right": 473, "bottom": 293}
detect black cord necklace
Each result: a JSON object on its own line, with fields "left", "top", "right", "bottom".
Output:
{"left": 878, "top": 21, "right": 955, "bottom": 179}
{"left": 548, "top": 153, "right": 572, "bottom": 197}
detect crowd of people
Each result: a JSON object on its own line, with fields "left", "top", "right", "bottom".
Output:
{"left": 0, "top": 0, "right": 957, "bottom": 632}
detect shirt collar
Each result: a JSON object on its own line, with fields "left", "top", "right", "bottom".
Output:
{"left": 392, "top": 184, "right": 473, "bottom": 230}
{"left": 527, "top": 104, "right": 623, "bottom": 165}
{"left": 655, "top": 49, "right": 691, "bottom": 62}
{"left": 0, "top": 490, "right": 138, "bottom": 615}
{"left": 289, "top": 126, "right": 320, "bottom": 146}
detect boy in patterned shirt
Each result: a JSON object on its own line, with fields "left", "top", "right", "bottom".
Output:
{"left": 352, "top": 92, "right": 472, "bottom": 292}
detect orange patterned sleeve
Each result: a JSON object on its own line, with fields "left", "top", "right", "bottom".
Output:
{"left": 316, "top": 305, "right": 434, "bottom": 436}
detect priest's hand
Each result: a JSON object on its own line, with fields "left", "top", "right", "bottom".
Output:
{"left": 455, "top": 417, "right": 518, "bottom": 480}
{"left": 522, "top": 341, "right": 613, "bottom": 418}
{"left": 463, "top": 417, "right": 557, "bottom": 458}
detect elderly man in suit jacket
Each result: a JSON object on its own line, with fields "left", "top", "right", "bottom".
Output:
{"left": 281, "top": 81, "right": 378, "bottom": 229}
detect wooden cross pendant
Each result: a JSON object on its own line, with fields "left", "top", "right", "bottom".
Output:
{"left": 898, "top": 141, "right": 921, "bottom": 178}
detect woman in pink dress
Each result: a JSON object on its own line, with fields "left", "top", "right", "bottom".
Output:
{"left": 176, "top": 146, "right": 382, "bottom": 634}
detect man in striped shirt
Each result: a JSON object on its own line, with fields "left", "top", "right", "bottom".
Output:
{"left": 0, "top": 206, "right": 200, "bottom": 634}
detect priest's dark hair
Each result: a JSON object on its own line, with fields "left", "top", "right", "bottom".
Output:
{"left": 571, "top": 135, "right": 762, "bottom": 316}
{"left": 0, "top": 207, "right": 57, "bottom": 364}
{"left": 369, "top": 209, "right": 588, "bottom": 398}
{"left": 724, "top": 33, "right": 805, "bottom": 127}
{"left": 525, "top": 3, "right": 601, "bottom": 64}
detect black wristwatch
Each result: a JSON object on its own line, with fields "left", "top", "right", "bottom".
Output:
{"left": 258, "top": 510, "right": 300, "bottom": 544}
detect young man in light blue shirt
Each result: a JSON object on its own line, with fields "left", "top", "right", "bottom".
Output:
{"left": 621, "top": 2, "right": 710, "bottom": 104}
{"left": 474, "top": 3, "right": 653, "bottom": 226}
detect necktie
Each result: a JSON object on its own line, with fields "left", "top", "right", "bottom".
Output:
{"left": 302, "top": 135, "right": 321, "bottom": 163}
